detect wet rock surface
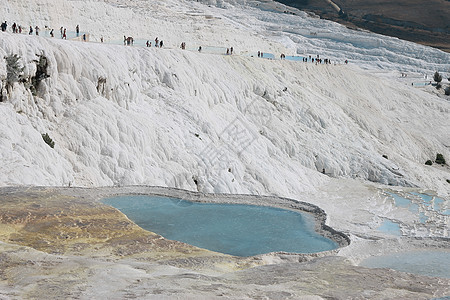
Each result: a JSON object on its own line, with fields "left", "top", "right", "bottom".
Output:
{"left": 0, "top": 186, "right": 448, "bottom": 299}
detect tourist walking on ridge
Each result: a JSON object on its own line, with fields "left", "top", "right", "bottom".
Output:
{"left": 160, "top": 40, "right": 163, "bottom": 48}
{"left": 155, "top": 37, "right": 159, "bottom": 47}
{"left": 125, "top": 36, "right": 133, "bottom": 45}
{"left": 76, "top": 25, "right": 79, "bottom": 36}
{"left": 124, "top": 36, "right": 126, "bottom": 45}
{"left": 60, "top": 26, "right": 63, "bottom": 37}
{"left": 35, "top": 26, "right": 39, "bottom": 36}
{"left": 100, "top": 36, "right": 104, "bottom": 43}
{"left": 50, "top": 29, "right": 54, "bottom": 37}
{"left": 63, "top": 28, "right": 67, "bottom": 39}
{"left": 29, "top": 25, "right": 33, "bottom": 35}
{"left": 180, "top": 42, "right": 186, "bottom": 49}
{"left": 1, "top": 21, "right": 7, "bottom": 32}
{"left": 230, "top": 47, "right": 233, "bottom": 54}
{"left": 12, "top": 23, "right": 16, "bottom": 33}
{"left": 198, "top": 46, "right": 202, "bottom": 52}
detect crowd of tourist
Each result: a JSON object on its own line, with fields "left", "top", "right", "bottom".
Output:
{"left": 1, "top": 19, "right": 345, "bottom": 65}
{"left": 1, "top": 21, "right": 91, "bottom": 42}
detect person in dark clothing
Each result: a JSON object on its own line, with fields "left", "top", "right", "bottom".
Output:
{"left": 76, "top": 25, "right": 79, "bottom": 36}
{"left": 29, "top": 25, "right": 33, "bottom": 35}
{"left": 1, "top": 21, "right": 7, "bottom": 32}
{"left": 159, "top": 40, "right": 163, "bottom": 48}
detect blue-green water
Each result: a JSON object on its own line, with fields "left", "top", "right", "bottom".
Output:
{"left": 361, "top": 250, "right": 450, "bottom": 279}
{"left": 384, "top": 192, "right": 449, "bottom": 228}
{"left": 410, "top": 192, "right": 447, "bottom": 214}
{"left": 103, "top": 195, "right": 338, "bottom": 256}
{"left": 377, "top": 219, "right": 401, "bottom": 236}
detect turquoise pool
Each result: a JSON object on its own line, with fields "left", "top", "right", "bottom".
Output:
{"left": 103, "top": 195, "right": 338, "bottom": 257}
{"left": 361, "top": 250, "right": 450, "bottom": 279}
{"left": 377, "top": 219, "right": 402, "bottom": 236}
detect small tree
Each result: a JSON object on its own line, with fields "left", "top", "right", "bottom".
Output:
{"left": 31, "top": 54, "right": 50, "bottom": 95}
{"left": 435, "top": 153, "right": 446, "bottom": 165}
{"left": 433, "top": 72, "right": 442, "bottom": 83}
{"left": 425, "top": 160, "right": 433, "bottom": 165}
{"left": 5, "top": 54, "right": 24, "bottom": 93}
{"left": 42, "top": 133, "right": 55, "bottom": 148}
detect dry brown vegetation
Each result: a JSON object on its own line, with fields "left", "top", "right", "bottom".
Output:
{"left": 277, "top": 0, "right": 450, "bottom": 52}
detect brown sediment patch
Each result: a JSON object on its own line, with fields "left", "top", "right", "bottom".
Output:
{"left": 0, "top": 186, "right": 263, "bottom": 273}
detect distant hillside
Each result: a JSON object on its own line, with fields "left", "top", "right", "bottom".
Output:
{"left": 275, "top": 0, "right": 450, "bottom": 52}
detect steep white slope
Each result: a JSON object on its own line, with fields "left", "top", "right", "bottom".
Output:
{"left": 1, "top": 32, "right": 449, "bottom": 197}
